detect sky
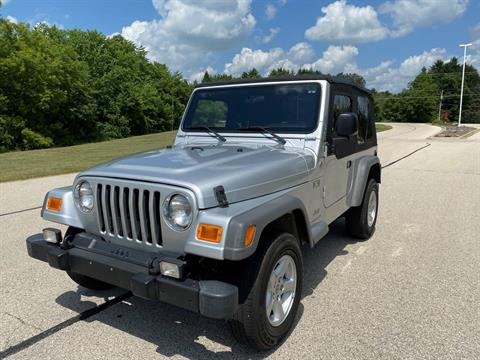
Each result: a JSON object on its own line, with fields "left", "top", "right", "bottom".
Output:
{"left": 2, "top": 0, "right": 480, "bottom": 92}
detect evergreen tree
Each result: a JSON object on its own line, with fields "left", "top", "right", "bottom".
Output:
{"left": 268, "top": 68, "right": 294, "bottom": 77}
{"left": 241, "top": 68, "right": 261, "bottom": 79}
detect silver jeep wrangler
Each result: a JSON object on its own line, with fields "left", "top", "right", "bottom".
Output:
{"left": 27, "top": 76, "right": 381, "bottom": 350}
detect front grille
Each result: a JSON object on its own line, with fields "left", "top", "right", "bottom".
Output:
{"left": 96, "top": 183, "right": 162, "bottom": 247}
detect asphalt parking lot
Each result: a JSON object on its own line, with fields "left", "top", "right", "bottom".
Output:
{"left": 1, "top": 123, "right": 479, "bottom": 359}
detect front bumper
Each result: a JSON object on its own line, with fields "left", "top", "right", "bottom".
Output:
{"left": 26, "top": 233, "right": 238, "bottom": 319}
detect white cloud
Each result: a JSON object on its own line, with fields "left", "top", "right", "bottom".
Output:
{"left": 33, "top": 19, "right": 64, "bottom": 29}
{"left": 380, "top": 0, "right": 468, "bottom": 37}
{"left": 359, "top": 48, "right": 448, "bottom": 92}
{"left": 224, "top": 47, "right": 285, "bottom": 75}
{"left": 5, "top": 15, "right": 17, "bottom": 23}
{"left": 467, "top": 24, "right": 480, "bottom": 69}
{"left": 1, "top": 0, "right": 12, "bottom": 5}
{"left": 466, "top": 53, "right": 480, "bottom": 70}
{"left": 287, "top": 42, "right": 314, "bottom": 63}
{"left": 471, "top": 23, "right": 480, "bottom": 51}
{"left": 261, "top": 27, "right": 280, "bottom": 44}
{"left": 189, "top": 66, "right": 216, "bottom": 83}
{"left": 224, "top": 42, "right": 317, "bottom": 75}
{"left": 267, "top": 59, "right": 298, "bottom": 73}
{"left": 220, "top": 42, "right": 456, "bottom": 94}
{"left": 265, "top": 4, "right": 277, "bottom": 20}
{"left": 398, "top": 48, "right": 447, "bottom": 75}
{"left": 305, "top": 0, "right": 389, "bottom": 44}
{"left": 121, "top": 0, "right": 255, "bottom": 73}
{"left": 303, "top": 45, "right": 359, "bottom": 74}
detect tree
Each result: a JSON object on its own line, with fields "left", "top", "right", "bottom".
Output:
{"left": 336, "top": 72, "right": 366, "bottom": 88}
{"left": 372, "top": 90, "right": 392, "bottom": 122}
{"left": 202, "top": 71, "right": 212, "bottom": 83}
{"left": 209, "top": 74, "right": 235, "bottom": 82}
{"left": 0, "top": 20, "right": 194, "bottom": 151}
{"left": 241, "top": 68, "right": 261, "bottom": 79}
{"left": 429, "top": 58, "right": 480, "bottom": 123}
{"left": 0, "top": 21, "right": 94, "bottom": 148}
{"left": 380, "top": 68, "right": 439, "bottom": 123}
{"left": 268, "top": 68, "right": 294, "bottom": 77}
{"left": 296, "top": 68, "right": 322, "bottom": 76}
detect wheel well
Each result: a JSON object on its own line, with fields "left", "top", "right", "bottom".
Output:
{"left": 368, "top": 163, "right": 381, "bottom": 183}
{"left": 260, "top": 210, "right": 309, "bottom": 246}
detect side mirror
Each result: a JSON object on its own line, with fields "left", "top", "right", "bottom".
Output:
{"left": 336, "top": 113, "right": 358, "bottom": 137}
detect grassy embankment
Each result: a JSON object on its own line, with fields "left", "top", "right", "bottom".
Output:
{"left": 0, "top": 131, "right": 176, "bottom": 183}
{"left": 375, "top": 124, "right": 392, "bottom": 132}
{"left": 0, "top": 124, "right": 392, "bottom": 182}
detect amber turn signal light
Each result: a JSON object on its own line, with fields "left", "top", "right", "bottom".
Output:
{"left": 47, "top": 197, "right": 62, "bottom": 212}
{"left": 244, "top": 225, "right": 256, "bottom": 247}
{"left": 196, "top": 224, "right": 223, "bottom": 243}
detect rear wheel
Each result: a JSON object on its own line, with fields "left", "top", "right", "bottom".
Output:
{"left": 229, "top": 232, "right": 303, "bottom": 350}
{"left": 346, "top": 178, "right": 379, "bottom": 239}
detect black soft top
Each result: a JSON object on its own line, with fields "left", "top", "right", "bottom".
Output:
{"left": 195, "top": 74, "right": 371, "bottom": 95}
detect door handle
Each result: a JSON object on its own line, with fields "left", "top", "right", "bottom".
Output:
{"left": 347, "top": 160, "right": 352, "bottom": 168}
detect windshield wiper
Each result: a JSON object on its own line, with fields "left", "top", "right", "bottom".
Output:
{"left": 236, "top": 126, "right": 286, "bottom": 145}
{"left": 186, "top": 126, "right": 226, "bottom": 142}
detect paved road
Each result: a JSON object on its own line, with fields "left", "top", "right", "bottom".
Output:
{"left": 1, "top": 123, "right": 479, "bottom": 359}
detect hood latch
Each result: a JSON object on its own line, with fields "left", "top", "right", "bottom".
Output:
{"left": 214, "top": 186, "right": 229, "bottom": 208}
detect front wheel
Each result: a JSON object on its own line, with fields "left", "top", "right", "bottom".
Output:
{"left": 67, "top": 271, "right": 114, "bottom": 291}
{"left": 64, "top": 226, "right": 114, "bottom": 291}
{"left": 229, "top": 233, "right": 303, "bottom": 350}
{"left": 346, "top": 178, "right": 379, "bottom": 239}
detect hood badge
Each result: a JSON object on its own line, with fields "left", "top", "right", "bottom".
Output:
{"left": 214, "top": 186, "right": 229, "bottom": 208}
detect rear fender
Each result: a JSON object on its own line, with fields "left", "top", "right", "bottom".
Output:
{"left": 347, "top": 155, "right": 381, "bottom": 207}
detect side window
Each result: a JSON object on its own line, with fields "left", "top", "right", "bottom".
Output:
{"left": 191, "top": 100, "right": 228, "bottom": 128}
{"left": 357, "top": 96, "right": 374, "bottom": 143}
{"left": 357, "top": 96, "right": 368, "bottom": 143}
{"left": 366, "top": 97, "right": 375, "bottom": 141}
{"left": 332, "top": 95, "right": 352, "bottom": 135}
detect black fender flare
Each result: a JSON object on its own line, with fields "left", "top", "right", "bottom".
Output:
{"left": 347, "top": 155, "right": 381, "bottom": 207}
{"left": 223, "top": 194, "right": 311, "bottom": 260}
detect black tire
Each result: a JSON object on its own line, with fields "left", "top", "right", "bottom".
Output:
{"left": 64, "top": 227, "right": 114, "bottom": 291}
{"left": 346, "top": 178, "right": 379, "bottom": 239}
{"left": 229, "top": 232, "right": 303, "bottom": 351}
{"left": 67, "top": 271, "right": 114, "bottom": 291}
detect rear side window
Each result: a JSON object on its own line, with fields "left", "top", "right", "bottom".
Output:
{"left": 332, "top": 95, "right": 352, "bottom": 135}
{"left": 357, "top": 96, "right": 374, "bottom": 143}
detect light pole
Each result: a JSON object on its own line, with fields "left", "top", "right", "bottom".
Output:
{"left": 458, "top": 43, "right": 472, "bottom": 127}
{"left": 438, "top": 90, "right": 443, "bottom": 123}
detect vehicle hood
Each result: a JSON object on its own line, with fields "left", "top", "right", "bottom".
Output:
{"left": 80, "top": 143, "right": 315, "bottom": 209}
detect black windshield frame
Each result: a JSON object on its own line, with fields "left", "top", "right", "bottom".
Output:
{"left": 181, "top": 83, "right": 322, "bottom": 134}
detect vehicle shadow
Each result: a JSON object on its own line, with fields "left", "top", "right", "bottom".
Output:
{"left": 55, "top": 218, "right": 357, "bottom": 358}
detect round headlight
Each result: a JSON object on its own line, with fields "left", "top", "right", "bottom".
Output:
{"left": 163, "top": 194, "right": 193, "bottom": 231}
{"left": 74, "top": 180, "right": 94, "bottom": 212}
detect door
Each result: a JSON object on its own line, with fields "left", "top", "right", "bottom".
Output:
{"left": 323, "top": 93, "right": 354, "bottom": 207}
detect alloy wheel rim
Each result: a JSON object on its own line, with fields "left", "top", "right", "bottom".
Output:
{"left": 265, "top": 254, "right": 297, "bottom": 327}
{"left": 367, "top": 191, "right": 377, "bottom": 227}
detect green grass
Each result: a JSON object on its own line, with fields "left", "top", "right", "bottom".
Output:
{"left": 0, "top": 131, "right": 176, "bottom": 183}
{"left": 376, "top": 124, "right": 392, "bottom": 132}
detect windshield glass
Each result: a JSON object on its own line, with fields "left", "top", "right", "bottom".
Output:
{"left": 182, "top": 83, "right": 321, "bottom": 134}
